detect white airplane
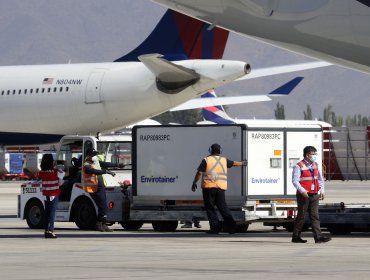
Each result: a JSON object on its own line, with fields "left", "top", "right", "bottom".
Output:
{"left": 0, "top": 54, "right": 249, "bottom": 144}
{"left": 152, "top": 0, "right": 370, "bottom": 74}
{"left": 0, "top": 9, "right": 329, "bottom": 146}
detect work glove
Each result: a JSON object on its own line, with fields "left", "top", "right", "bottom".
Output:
{"left": 191, "top": 183, "right": 197, "bottom": 192}
{"left": 106, "top": 170, "right": 116, "bottom": 177}
{"left": 242, "top": 160, "right": 248, "bottom": 166}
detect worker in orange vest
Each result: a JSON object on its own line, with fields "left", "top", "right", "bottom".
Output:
{"left": 83, "top": 147, "right": 117, "bottom": 232}
{"left": 192, "top": 143, "right": 247, "bottom": 234}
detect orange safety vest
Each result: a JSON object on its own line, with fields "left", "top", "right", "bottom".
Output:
{"left": 39, "top": 170, "right": 61, "bottom": 197}
{"left": 297, "top": 160, "right": 320, "bottom": 194}
{"left": 201, "top": 156, "right": 228, "bottom": 190}
{"left": 82, "top": 161, "right": 99, "bottom": 193}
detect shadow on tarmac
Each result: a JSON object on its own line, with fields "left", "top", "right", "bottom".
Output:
{"left": 1, "top": 227, "right": 370, "bottom": 239}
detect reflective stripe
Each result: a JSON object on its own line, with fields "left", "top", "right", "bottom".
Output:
{"left": 42, "top": 180, "right": 59, "bottom": 185}
{"left": 300, "top": 176, "right": 318, "bottom": 181}
{"left": 201, "top": 156, "right": 228, "bottom": 190}
{"left": 83, "top": 176, "right": 97, "bottom": 181}
{"left": 42, "top": 186, "right": 59, "bottom": 191}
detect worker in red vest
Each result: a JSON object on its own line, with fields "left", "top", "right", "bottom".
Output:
{"left": 39, "top": 154, "right": 66, "bottom": 239}
{"left": 292, "top": 146, "right": 331, "bottom": 244}
{"left": 192, "top": 143, "right": 247, "bottom": 234}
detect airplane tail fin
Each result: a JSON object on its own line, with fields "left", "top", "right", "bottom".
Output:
{"left": 201, "top": 90, "right": 235, "bottom": 124}
{"left": 202, "top": 77, "right": 304, "bottom": 124}
{"left": 268, "top": 77, "right": 303, "bottom": 95}
{"left": 114, "top": 9, "right": 229, "bottom": 62}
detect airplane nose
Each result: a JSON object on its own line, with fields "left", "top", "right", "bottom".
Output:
{"left": 244, "top": 64, "right": 252, "bottom": 75}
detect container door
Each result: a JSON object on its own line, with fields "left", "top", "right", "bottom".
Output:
{"left": 247, "top": 130, "right": 285, "bottom": 197}
{"left": 286, "top": 130, "right": 323, "bottom": 195}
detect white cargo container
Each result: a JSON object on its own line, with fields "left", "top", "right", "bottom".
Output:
{"left": 132, "top": 124, "right": 245, "bottom": 206}
{"left": 242, "top": 122, "right": 323, "bottom": 222}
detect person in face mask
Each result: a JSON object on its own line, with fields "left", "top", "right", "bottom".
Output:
{"left": 291, "top": 146, "right": 331, "bottom": 244}
{"left": 83, "top": 147, "right": 117, "bottom": 232}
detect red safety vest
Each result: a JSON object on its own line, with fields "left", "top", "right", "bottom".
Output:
{"left": 201, "top": 156, "right": 228, "bottom": 190}
{"left": 39, "top": 170, "right": 61, "bottom": 197}
{"left": 297, "top": 160, "right": 319, "bottom": 194}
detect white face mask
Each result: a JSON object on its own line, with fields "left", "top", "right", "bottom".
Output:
{"left": 310, "top": 155, "right": 317, "bottom": 162}
{"left": 91, "top": 156, "right": 98, "bottom": 162}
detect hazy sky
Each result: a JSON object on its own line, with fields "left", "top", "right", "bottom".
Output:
{"left": 0, "top": 0, "right": 369, "bottom": 120}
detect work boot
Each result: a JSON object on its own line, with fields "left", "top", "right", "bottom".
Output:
{"left": 315, "top": 235, "right": 331, "bottom": 243}
{"left": 193, "top": 220, "right": 202, "bottom": 229}
{"left": 45, "top": 231, "right": 57, "bottom": 239}
{"left": 102, "top": 223, "right": 114, "bottom": 232}
{"left": 95, "top": 221, "right": 105, "bottom": 232}
{"left": 291, "top": 236, "right": 307, "bottom": 243}
{"left": 181, "top": 221, "right": 192, "bottom": 228}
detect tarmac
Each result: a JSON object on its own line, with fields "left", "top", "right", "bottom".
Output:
{"left": 1, "top": 180, "right": 370, "bottom": 280}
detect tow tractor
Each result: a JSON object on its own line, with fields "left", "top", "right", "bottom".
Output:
{"left": 19, "top": 134, "right": 133, "bottom": 230}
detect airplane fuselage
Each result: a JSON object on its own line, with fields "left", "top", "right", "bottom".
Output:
{"left": 1, "top": 62, "right": 168, "bottom": 135}
{"left": 153, "top": 0, "right": 370, "bottom": 73}
{"left": 0, "top": 59, "right": 248, "bottom": 139}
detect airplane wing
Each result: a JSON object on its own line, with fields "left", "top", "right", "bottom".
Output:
{"left": 170, "top": 76, "right": 303, "bottom": 111}
{"left": 170, "top": 95, "right": 271, "bottom": 111}
{"left": 237, "top": 61, "right": 331, "bottom": 81}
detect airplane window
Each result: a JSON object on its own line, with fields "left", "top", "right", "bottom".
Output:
{"left": 48, "top": 88, "right": 51, "bottom": 93}
{"left": 36, "top": 88, "right": 39, "bottom": 93}
{"left": 18, "top": 90, "right": 21, "bottom": 95}
{"left": 59, "top": 87, "right": 63, "bottom": 92}
{"left": 13, "top": 90, "right": 15, "bottom": 95}
{"left": 42, "top": 88, "right": 45, "bottom": 93}
{"left": 30, "top": 89, "right": 33, "bottom": 94}
{"left": 54, "top": 87, "right": 57, "bottom": 92}
{"left": 66, "top": 87, "right": 69, "bottom": 92}
{"left": 24, "top": 89, "right": 27, "bottom": 94}
{"left": 7, "top": 90, "right": 10, "bottom": 95}
{"left": 1, "top": 90, "right": 3, "bottom": 96}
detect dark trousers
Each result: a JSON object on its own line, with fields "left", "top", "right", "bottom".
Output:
{"left": 293, "top": 193, "right": 322, "bottom": 240}
{"left": 44, "top": 196, "right": 59, "bottom": 231}
{"left": 202, "top": 188, "right": 236, "bottom": 232}
{"left": 90, "top": 184, "right": 108, "bottom": 222}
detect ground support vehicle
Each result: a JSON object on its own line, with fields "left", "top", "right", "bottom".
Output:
{"left": 19, "top": 135, "right": 133, "bottom": 230}
{"left": 21, "top": 124, "right": 354, "bottom": 233}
